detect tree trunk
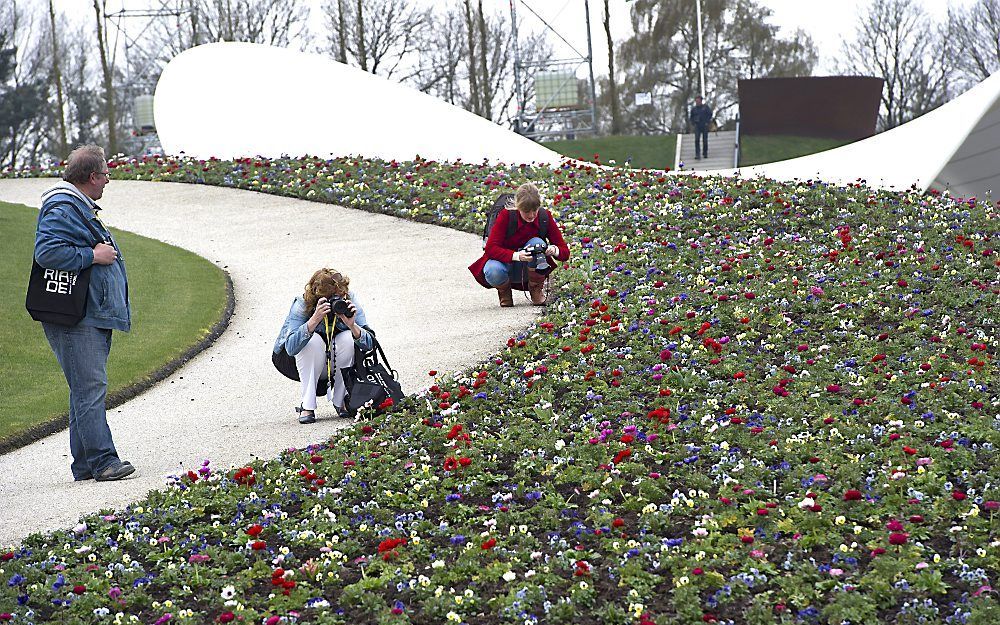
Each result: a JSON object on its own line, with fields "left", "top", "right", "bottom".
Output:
{"left": 48, "top": 0, "right": 68, "bottom": 157}
{"left": 604, "top": 0, "right": 621, "bottom": 134}
{"left": 476, "top": 1, "right": 491, "bottom": 119}
{"left": 93, "top": 0, "right": 117, "bottom": 154}
{"left": 336, "top": 0, "right": 348, "bottom": 63}
{"left": 464, "top": 0, "right": 480, "bottom": 116}
{"left": 355, "top": 0, "right": 367, "bottom": 71}
{"left": 189, "top": 0, "right": 200, "bottom": 46}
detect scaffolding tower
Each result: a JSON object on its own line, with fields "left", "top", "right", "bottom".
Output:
{"left": 510, "top": 0, "right": 599, "bottom": 141}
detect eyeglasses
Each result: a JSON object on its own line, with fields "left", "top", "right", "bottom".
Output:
{"left": 92, "top": 170, "right": 110, "bottom": 180}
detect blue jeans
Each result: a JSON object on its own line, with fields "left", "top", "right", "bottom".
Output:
{"left": 42, "top": 323, "right": 119, "bottom": 479}
{"left": 483, "top": 237, "right": 546, "bottom": 286}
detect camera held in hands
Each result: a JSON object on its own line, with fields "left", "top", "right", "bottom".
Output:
{"left": 328, "top": 297, "right": 354, "bottom": 319}
{"left": 522, "top": 243, "right": 550, "bottom": 272}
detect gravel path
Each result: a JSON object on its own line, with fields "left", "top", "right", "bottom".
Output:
{"left": 0, "top": 179, "right": 538, "bottom": 546}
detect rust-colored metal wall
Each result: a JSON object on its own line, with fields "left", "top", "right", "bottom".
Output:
{"left": 738, "top": 76, "right": 883, "bottom": 140}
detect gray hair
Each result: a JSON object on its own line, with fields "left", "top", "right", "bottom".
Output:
{"left": 63, "top": 145, "right": 107, "bottom": 184}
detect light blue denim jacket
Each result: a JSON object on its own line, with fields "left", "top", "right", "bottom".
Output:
{"left": 273, "top": 292, "right": 373, "bottom": 356}
{"left": 34, "top": 182, "right": 131, "bottom": 332}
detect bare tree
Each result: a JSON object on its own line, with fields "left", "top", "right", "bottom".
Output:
{"left": 838, "top": 0, "right": 951, "bottom": 131}
{"left": 320, "top": 0, "right": 428, "bottom": 80}
{"left": 47, "top": 0, "right": 66, "bottom": 158}
{"left": 1, "top": 1, "right": 49, "bottom": 169}
{"left": 199, "top": 0, "right": 310, "bottom": 48}
{"left": 92, "top": 0, "right": 117, "bottom": 155}
{"left": 414, "top": 1, "right": 550, "bottom": 126}
{"left": 603, "top": 0, "right": 621, "bottom": 134}
{"left": 947, "top": 0, "right": 1000, "bottom": 90}
{"left": 476, "top": 0, "right": 491, "bottom": 120}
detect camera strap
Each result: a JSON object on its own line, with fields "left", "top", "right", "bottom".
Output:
{"left": 324, "top": 316, "right": 334, "bottom": 389}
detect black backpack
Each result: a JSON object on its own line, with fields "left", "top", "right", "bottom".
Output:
{"left": 481, "top": 193, "right": 549, "bottom": 249}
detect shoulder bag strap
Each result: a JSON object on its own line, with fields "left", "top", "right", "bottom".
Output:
{"left": 43, "top": 200, "right": 106, "bottom": 248}
{"left": 369, "top": 336, "right": 399, "bottom": 378}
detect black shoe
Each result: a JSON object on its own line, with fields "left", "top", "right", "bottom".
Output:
{"left": 336, "top": 405, "right": 354, "bottom": 419}
{"left": 94, "top": 461, "right": 136, "bottom": 482}
{"left": 695, "top": 155, "right": 701, "bottom": 160}
{"left": 296, "top": 405, "right": 316, "bottom": 424}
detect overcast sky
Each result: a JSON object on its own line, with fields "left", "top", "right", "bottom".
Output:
{"left": 41, "top": 0, "right": 978, "bottom": 78}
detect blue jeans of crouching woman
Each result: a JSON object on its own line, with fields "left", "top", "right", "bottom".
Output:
{"left": 483, "top": 237, "right": 546, "bottom": 286}
{"left": 42, "top": 323, "right": 120, "bottom": 480}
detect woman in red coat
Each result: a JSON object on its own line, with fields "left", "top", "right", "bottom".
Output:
{"left": 468, "top": 182, "right": 570, "bottom": 306}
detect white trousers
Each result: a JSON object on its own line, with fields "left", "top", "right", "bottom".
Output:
{"left": 294, "top": 331, "right": 355, "bottom": 410}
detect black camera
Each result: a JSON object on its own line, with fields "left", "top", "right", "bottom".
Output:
{"left": 522, "top": 243, "right": 550, "bottom": 271}
{"left": 328, "top": 297, "right": 354, "bottom": 319}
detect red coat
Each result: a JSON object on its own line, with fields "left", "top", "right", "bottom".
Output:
{"left": 468, "top": 208, "right": 571, "bottom": 289}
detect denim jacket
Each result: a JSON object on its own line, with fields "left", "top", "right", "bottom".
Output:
{"left": 34, "top": 182, "right": 131, "bottom": 332}
{"left": 273, "top": 292, "right": 373, "bottom": 356}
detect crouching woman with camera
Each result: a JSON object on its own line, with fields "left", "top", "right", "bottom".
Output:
{"left": 272, "top": 268, "right": 373, "bottom": 423}
{"left": 468, "top": 182, "right": 571, "bottom": 306}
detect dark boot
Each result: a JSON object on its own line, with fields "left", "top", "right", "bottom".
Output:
{"left": 527, "top": 270, "right": 547, "bottom": 306}
{"left": 496, "top": 281, "right": 514, "bottom": 307}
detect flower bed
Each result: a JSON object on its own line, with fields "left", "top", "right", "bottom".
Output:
{"left": 2, "top": 156, "right": 997, "bottom": 624}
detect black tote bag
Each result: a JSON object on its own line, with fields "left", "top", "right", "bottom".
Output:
{"left": 345, "top": 336, "right": 404, "bottom": 413}
{"left": 25, "top": 202, "right": 107, "bottom": 326}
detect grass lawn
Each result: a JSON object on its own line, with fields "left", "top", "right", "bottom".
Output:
{"left": 545, "top": 133, "right": 854, "bottom": 169}
{"left": 739, "top": 134, "right": 854, "bottom": 167}
{"left": 542, "top": 134, "right": 676, "bottom": 170}
{"left": 0, "top": 201, "right": 229, "bottom": 446}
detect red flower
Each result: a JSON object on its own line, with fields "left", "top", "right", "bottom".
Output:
{"left": 218, "top": 612, "right": 236, "bottom": 623}
{"left": 378, "top": 537, "right": 407, "bottom": 553}
{"left": 252, "top": 540, "right": 267, "bottom": 550}
{"left": 826, "top": 384, "right": 841, "bottom": 393}
{"left": 843, "top": 489, "right": 862, "bottom": 501}
{"left": 886, "top": 519, "right": 905, "bottom": 531}
{"left": 692, "top": 567, "right": 704, "bottom": 575}
{"left": 443, "top": 457, "right": 459, "bottom": 472}
{"left": 612, "top": 518, "right": 624, "bottom": 528}
{"left": 458, "top": 457, "right": 472, "bottom": 467}
{"left": 620, "top": 434, "right": 634, "bottom": 444}
{"left": 612, "top": 448, "right": 632, "bottom": 464}
{"left": 888, "top": 533, "right": 908, "bottom": 546}
{"left": 740, "top": 535, "right": 754, "bottom": 544}
{"left": 72, "top": 585, "right": 86, "bottom": 595}
{"left": 659, "top": 349, "right": 673, "bottom": 362}
{"left": 481, "top": 538, "right": 496, "bottom": 550}
{"left": 952, "top": 491, "right": 967, "bottom": 501}
{"left": 310, "top": 454, "right": 324, "bottom": 464}
{"left": 246, "top": 524, "right": 264, "bottom": 537}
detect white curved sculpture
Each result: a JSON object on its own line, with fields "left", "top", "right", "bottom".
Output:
{"left": 731, "top": 71, "right": 1000, "bottom": 199}
{"left": 154, "top": 42, "right": 564, "bottom": 165}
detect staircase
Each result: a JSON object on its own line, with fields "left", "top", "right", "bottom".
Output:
{"left": 674, "top": 129, "right": 739, "bottom": 172}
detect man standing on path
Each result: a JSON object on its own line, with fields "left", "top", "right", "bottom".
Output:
{"left": 33, "top": 145, "right": 135, "bottom": 482}
{"left": 689, "top": 95, "right": 713, "bottom": 160}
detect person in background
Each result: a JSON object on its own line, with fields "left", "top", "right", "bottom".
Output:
{"left": 34, "top": 144, "right": 135, "bottom": 482}
{"left": 468, "top": 182, "right": 570, "bottom": 307}
{"left": 689, "top": 95, "right": 713, "bottom": 160}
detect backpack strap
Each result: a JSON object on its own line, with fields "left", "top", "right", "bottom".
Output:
{"left": 507, "top": 208, "right": 550, "bottom": 243}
